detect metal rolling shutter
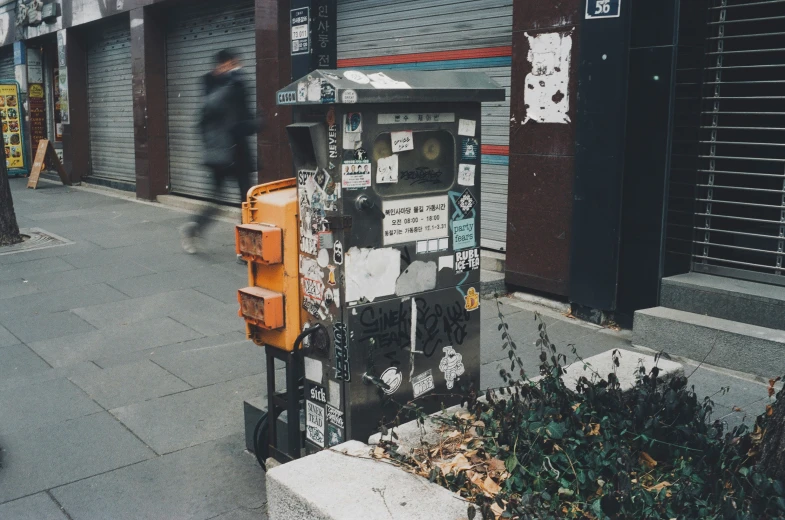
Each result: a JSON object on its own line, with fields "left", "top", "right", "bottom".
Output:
{"left": 86, "top": 16, "right": 135, "bottom": 186}
{"left": 693, "top": 0, "right": 785, "bottom": 286}
{"left": 337, "top": 0, "right": 513, "bottom": 251}
{"left": 0, "top": 46, "right": 14, "bottom": 81}
{"left": 166, "top": 0, "right": 257, "bottom": 203}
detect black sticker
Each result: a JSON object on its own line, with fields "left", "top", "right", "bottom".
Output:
{"left": 457, "top": 189, "right": 477, "bottom": 217}
{"left": 327, "top": 423, "right": 344, "bottom": 447}
{"left": 455, "top": 248, "right": 480, "bottom": 274}
{"left": 334, "top": 322, "right": 350, "bottom": 381}
{"left": 321, "top": 83, "right": 336, "bottom": 104}
{"left": 309, "top": 383, "right": 327, "bottom": 404}
{"left": 326, "top": 404, "right": 345, "bottom": 429}
{"left": 461, "top": 138, "right": 479, "bottom": 161}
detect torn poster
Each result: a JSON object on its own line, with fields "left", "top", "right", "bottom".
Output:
{"left": 524, "top": 30, "right": 573, "bottom": 124}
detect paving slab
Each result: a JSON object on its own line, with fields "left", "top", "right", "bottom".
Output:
{"left": 51, "top": 434, "right": 264, "bottom": 520}
{"left": 0, "top": 310, "right": 96, "bottom": 345}
{"left": 72, "top": 288, "right": 225, "bottom": 329}
{"left": 22, "top": 261, "right": 155, "bottom": 292}
{"left": 69, "top": 360, "right": 192, "bottom": 409}
{"left": 0, "top": 361, "right": 102, "bottom": 393}
{"left": 92, "top": 331, "right": 247, "bottom": 369}
{"left": 0, "top": 256, "right": 75, "bottom": 282}
{"left": 0, "top": 412, "right": 155, "bottom": 503}
{"left": 0, "top": 343, "right": 51, "bottom": 380}
{"left": 106, "top": 265, "right": 217, "bottom": 298}
{"left": 27, "top": 316, "right": 204, "bottom": 368}
{"left": 0, "top": 377, "right": 103, "bottom": 436}
{"left": 0, "top": 283, "right": 129, "bottom": 319}
{"left": 0, "top": 492, "right": 70, "bottom": 520}
{"left": 169, "top": 301, "right": 246, "bottom": 336}
{"left": 0, "top": 277, "right": 42, "bottom": 300}
{"left": 110, "top": 375, "right": 264, "bottom": 454}
{"left": 152, "top": 339, "right": 265, "bottom": 387}
{"left": 0, "top": 323, "right": 20, "bottom": 347}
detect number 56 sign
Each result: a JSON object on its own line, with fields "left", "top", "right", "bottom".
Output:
{"left": 586, "top": 0, "right": 621, "bottom": 18}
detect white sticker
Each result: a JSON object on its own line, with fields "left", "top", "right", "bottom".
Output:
{"left": 341, "top": 160, "right": 371, "bottom": 189}
{"left": 326, "top": 404, "right": 344, "bottom": 428}
{"left": 416, "top": 240, "right": 428, "bottom": 254}
{"left": 438, "top": 237, "right": 449, "bottom": 250}
{"left": 344, "top": 70, "right": 370, "bottom": 84}
{"left": 458, "top": 119, "right": 476, "bottom": 137}
{"left": 329, "top": 380, "right": 341, "bottom": 408}
{"left": 380, "top": 367, "right": 403, "bottom": 395}
{"left": 382, "top": 196, "right": 449, "bottom": 245}
{"left": 306, "top": 401, "right": 325, "bottom": 447}
{"left": 307, "top": 79, "right": 322, "bottom": 102}
{"left": 438, "top": 255, "right": 454, "bottom": 271}
{"left": 376, "top": 155, "right": 399, "bottom": 184}
{"left": 438, "top": 346, "right": 465, "bottom": 390}
{"left": 345, "top": 247, "right": 401, "bottom": 303}
{"left": 458, "top": 164, "right": 476, "bottom": 186}
{"left": 367, "top": 72, "right": 411, "bottom": 89}
{"left": 341, "top": 89, "right": 358, "bottom": 103}
{"left": 304, "top": 357, "right": 323, "bottom": 384}
{"left": 412, "top": 369, "right": 435, "bottom": 398}
{"left": 378, "top": 113, "right": 456, "bottom": 125}
{"left": 297, "top": 82, "right": 307, "bottom": 102}
{"left": 391, "top": 131, "right": 414, "bottom": 153}
{"left": 427, "top": 239, "right": 439, "bottom": 253}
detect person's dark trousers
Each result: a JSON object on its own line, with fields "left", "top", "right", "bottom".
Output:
{"left": 191, "top": 166, "right": 252, "bottom": 235}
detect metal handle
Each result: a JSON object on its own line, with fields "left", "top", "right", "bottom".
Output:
{"left": 355, "top": 195, "right": 386, "bottom": 220}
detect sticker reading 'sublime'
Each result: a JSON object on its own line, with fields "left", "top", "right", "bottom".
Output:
{"left": 382, "top": 195, "right": 449, "bottom": 246}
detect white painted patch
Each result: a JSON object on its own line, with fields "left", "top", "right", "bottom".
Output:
{"left": 395, "top": 260, "right": 437, "bottom": 297}
{"left": 438, "top": 255, "right": 454, "bottom": 271}
{"left": 304, "top": 357, "right": 323, "bottom": 384}
{"left": 329, "top": 380, "right": 341, "bottom": 408}
{"left": 130, "top": 18, "right": 144, "bottom": 28}
{"left": 524, "top": 30, "right": 573, "bottom": 124}
{"left": 345, "top": 247, "right": 401, "bottom": 303}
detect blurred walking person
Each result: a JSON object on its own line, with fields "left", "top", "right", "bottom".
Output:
{"left": 181, "top": 49, "right": 258, "bottom": 254}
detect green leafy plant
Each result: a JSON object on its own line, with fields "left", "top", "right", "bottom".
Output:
{"left": 377, "top": 300, "right": 785, "bottom": 520}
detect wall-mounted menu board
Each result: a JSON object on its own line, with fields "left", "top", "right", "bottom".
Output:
{"left": 0, "top": 81, "right": 29, "bottom": 176}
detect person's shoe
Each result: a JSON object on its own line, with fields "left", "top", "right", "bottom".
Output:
{"left": 236, "top": 254, "right": 247, "bottom": 265}
{"left": 180, "top": 223, "right": 198, "bottom": 254}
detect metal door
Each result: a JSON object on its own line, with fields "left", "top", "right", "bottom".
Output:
{"left": 336, "top": 0, "right": 513, "bottom": 251}
{"left": 86, "top": 15, "right": 135, "bottom": 186}
{"left": 694, "top": 0, "right": 785, "bottom": 285}
{"left": 165, "top": 0, "right": 257, "bottom": 202}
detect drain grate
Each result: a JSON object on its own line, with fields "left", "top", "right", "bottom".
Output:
{"left": 0, "top": 228, "right": 73, "bottom": 256}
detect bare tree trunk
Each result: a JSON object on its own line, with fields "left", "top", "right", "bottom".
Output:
{"left": 759, "top": 385, "right": 785, "bottom": 482}
{"left": 0, "top": 134, "right": 22, "bottom": 247}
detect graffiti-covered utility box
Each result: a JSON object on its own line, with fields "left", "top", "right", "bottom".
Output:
{"left": 277, "top": 70, "right": 505, "bottom": 449}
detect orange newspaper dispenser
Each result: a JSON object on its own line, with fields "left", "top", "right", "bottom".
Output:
{"left": 236, "top": 179, "right": 308, "bottom": 466}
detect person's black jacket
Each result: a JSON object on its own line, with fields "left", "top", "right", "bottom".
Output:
{"left": 199, "top": 69, "right": 258, "bottom": 174}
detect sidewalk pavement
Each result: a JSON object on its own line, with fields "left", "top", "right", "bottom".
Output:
{"left": 0, "top": 178, "right": 775, "bottom": 519}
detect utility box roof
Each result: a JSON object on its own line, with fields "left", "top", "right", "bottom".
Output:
{"left": 276, "top": 69, "right": 506, "bottom": 105}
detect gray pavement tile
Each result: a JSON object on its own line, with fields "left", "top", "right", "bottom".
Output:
{"left": 23, "top": 262, "right": 155, "bottom": 292}
{"left": 87, "top": 226, "right": 178, "bottom": 250}
{"left": 28, "top": 317, "right": 204, "bottom": 368}
{"left": 51, "top": 434, "right": 264, "bottom": 520}
{"left": 153, "top": 339, "right": 265, "bottom": 387}
{"left": 106, "top": 266, "right": 216, "bottom": 298}
{"left": 0, "top": 310, "right": 95, "bottom": 344}
{"left": 0, "top": 323, "right": 19, "bottom": 347}
{"left": 72, "top": 289, "right": 223, "bottom": 329}
{"left": 24, "top": 208, "right": 103, "bottom": 221}
{"left": 0, "top": 257, "right": 75, "bottom": 282}
{"left": 169, "top": 302, "right": 246, "bottom": 336}
{"left": 0, "top": 361, "right": 101, "bottom": 393}
{"left": 70, "top": 360, "right": 192, "bottom": 409}
{"left": 0, "top": 492, "right": 70, "bottom": 520}
{"left": 60, "top": 245, "right": 150, "bottom": 269}
{"left": 0, "top": 344, "right": 51, "bottom": 380}
{"left": 129, "top": 249, "right": 227, "bottom": 273}
{"left": 110, "top": 375, "right": 264, "bottom": 454}
{"left": 0, "top": 238, "right": 101, "bottom": 266}
{"left": 0, "top": 377, "right": 103, "bottom": 436}
{"left": 0, "top": 412, "right": 156, "bottom": 503}
{"left": 92, "top": 331, "right": 248, "bottom": 369}
{"left": 210, "top": 506, "right": 268, "bottom": 520}
{"left": 0, "top": 277, "right": 42, "bottom": 300}
{"left": 0, "top": 283, "right": 129, "bottom": 318}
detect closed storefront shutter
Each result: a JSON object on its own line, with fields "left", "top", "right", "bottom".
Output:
{"left": 166, "top": 0, "right": 257, "bottom": 203}
{"left": 0, "top": 46, "right": 14, "bottom": 81}
{"left": 336, "top": 0, "right": 513, "bottom": 251}
{"left": 86, "top": 15, "right": 135, "bottom": 186}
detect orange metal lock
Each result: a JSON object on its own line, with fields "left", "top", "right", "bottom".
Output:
{"left": 236, "top": 179, "right": 301, "bottom": 351}
{"left": 235, "top": 224, "right": 283, "bottom": 264}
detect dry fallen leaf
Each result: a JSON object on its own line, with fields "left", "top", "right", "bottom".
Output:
{"left": 640, "top": 452, "right": 657, "bottom": 468}
{"left": 587, "top": 423, "right": 601, "bottom": 436}
{"left": 490, "top": 501, "right": 505, "bottom": 518}
{"left": 373, "top": 446, "right": 385, "bottom": 458}
{"left": 482, "top": 476, "right": 502, "bottom": 496}
{"left": 487, "top": 458, "right": 506, "bottom": 473}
